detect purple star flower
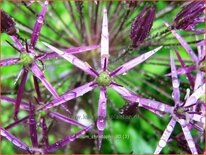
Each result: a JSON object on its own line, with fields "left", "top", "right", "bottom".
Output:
{"left": 0, "top": 0, "right": 99, "bottom": 120}
{"left": 154, "top": 51, "right": 205, "bottom": 154}
{"left": 38, "top": 8, "right": 163, "bottom": 150}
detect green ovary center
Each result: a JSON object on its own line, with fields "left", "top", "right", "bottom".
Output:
{"left": 97, "top": 71, "right": 112, "bottom": 86}
{"left": 20, "top": 53, "right": 34, "bottom": 66}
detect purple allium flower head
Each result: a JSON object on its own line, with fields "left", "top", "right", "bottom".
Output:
{"left": 0, "top": 0, "right": 99, "bottom": 120}
{"left": 39, "top": 8, "right": 162, "bottom": 150}
{"left": 7, "top": 0, "right": 54, "bottom": 120}
{"left": 173, "top": 1, "right": 205, "bottom": 33}
{"left": 154, "top": 51, "right": 205, "bottom": 154}
{"left": 130, "top": 5, "right": 156, "bottom": 47}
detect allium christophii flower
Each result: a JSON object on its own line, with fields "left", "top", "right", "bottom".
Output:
{"left": 0, "top": 0, "right": 99, "bottom": 120}
{"left": 2, "top": 1, "right": 205, "bottom": 154}
{"left": 39, "top": 8, "right": 162, "bottom": 150}
{"left": 154, "top": 51, "right": 205, "bottom": 154}
{"left": 173, "top": 1, "right": 205, "bottom": 33}
{"left": 130, "top": 5, "right": 156, "bottom": 47}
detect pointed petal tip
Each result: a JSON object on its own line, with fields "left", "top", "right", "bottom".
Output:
{"left": 164, "top": 22, "right": 169, "bottom": 27}
{"left": 42, "top": 41, "right": 48, "bottom": 46}
{"left": 98, "top": 130, "right": 103, "bottom": 151}
{"left": 157, "top": 45, "right": 163, "bottom": 51}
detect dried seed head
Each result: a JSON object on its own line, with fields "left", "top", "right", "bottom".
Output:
{"left": 130, "top": 5, "right": 156, "bottom": 48}
{"left": 1, "top": 9, "right": 17, "bottom": 36}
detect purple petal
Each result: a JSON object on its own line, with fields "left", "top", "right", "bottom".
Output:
{"left": 30, "top": 0, "right": 48, "bottom": 49}
{"left": 196, "top": 40, "right": 204, "bottom": 46}
{"left": 40, "top": 117, "right": 49, "bottom": 147}
{"left": 100, "top": 9, "right": 109, "bottom": 71}
{"left": 195, "top": 36, "right": 205, "bottom": 63}
{"left": 48, "top": 111, "right": 86, "bottom": 128}
{"left": 170, "top": 51, "right": 180, "bottom": 105}
{"left": 109, "top": 82, "right": 140, "bottom": 102}
{"left": 29, "top": 103, "right": 38, "bottom": 147}
{"left": 110, "top": 46, "right": 162, "bottom": 77}
{"left": 139, "top": 98, "right": 173, "bottom": 114}
{"left": 30, "top": 62, "right": 59, "bottom": 98}
{"left": 33, "top": 75, "right": 43, "bottom": 103}
{"left": 188, "top": 114, "right": 205, "bottom": 124}
{"left": 174, "top": 48, "right": 194, "bottom": 88}
{"left": 31, "top": 64, "right": 74, "bottom": 113}
{"left": 38, "top": 45, "right": 100, "bottom": 60}
{"left": 110, "top": 82, "right": 173, "bottom": 114}
{"left": 0, "top": 58, "right": 20, "bottom": 67}
{"left": 14, "top": 67, "right": 28, "bottom": 120}
{"left": 178, "top": 119, "right": 198, "bottom": 154}
{"left": 10, "top": 36, "right": 25, "bottom": 52}
{"left": 44, "top": 125, "right": 93, "bottom": 153}
{"left": 97, "top": 88, "right": 107, "bottom": 150}
{"left": 1, "top": 96, "right": 31, "bottom": 111}
{"left": 165, "top": 66, "right": 196, "bottom": 76}
{"left": 194, "top": 71, "right": 204, "bottom": 90}
{"left": 154, "top": 118, "right": 176, "bottom": 154}
{"left": 119, "top": 102, "right": 163, "bottom": 117}
{"left": 165, "top": 22, "right": 199, "bottom": 64}
{"left": 60, "top": 104, "right": 72, "bottom": 114}
{"left": 37, "top": 81, "right": 97, "bottom": 112}
{"left": 1, "top": 127, "right": 30, "bottom": 151}
{"left": 110, "top": 82, "right": 165, "bottom": 115}
{"left": 184, "top": 83, "right": 205, "bottom": 107}
{"left": 5, "top": 115, "right": 29, "bottom": 130}
{"left": 42, "top": 42, "right": 98, "bottom": 77}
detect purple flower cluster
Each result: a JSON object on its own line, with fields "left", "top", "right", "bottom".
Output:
{"left": 1, "top": 1, "right": 205, "bottom": 154}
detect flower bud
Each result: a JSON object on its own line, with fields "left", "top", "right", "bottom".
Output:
{"left": 130, "top": 5, "right": 156, "bottom": 47}
{"left": 1, "top": 9, "right": 17, "bottom": 36}
{"left": 173, "top": 1, "right": 205, "bottom": 32}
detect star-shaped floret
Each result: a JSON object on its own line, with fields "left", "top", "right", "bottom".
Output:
{"left": 0, "top": 0, "right": 100, "bottom": 120}
{"left": 154, "top": 51, "right": 205, "bottom": 154}
{"left": 40, "top": 8, "right": 163, "bottom": 150}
